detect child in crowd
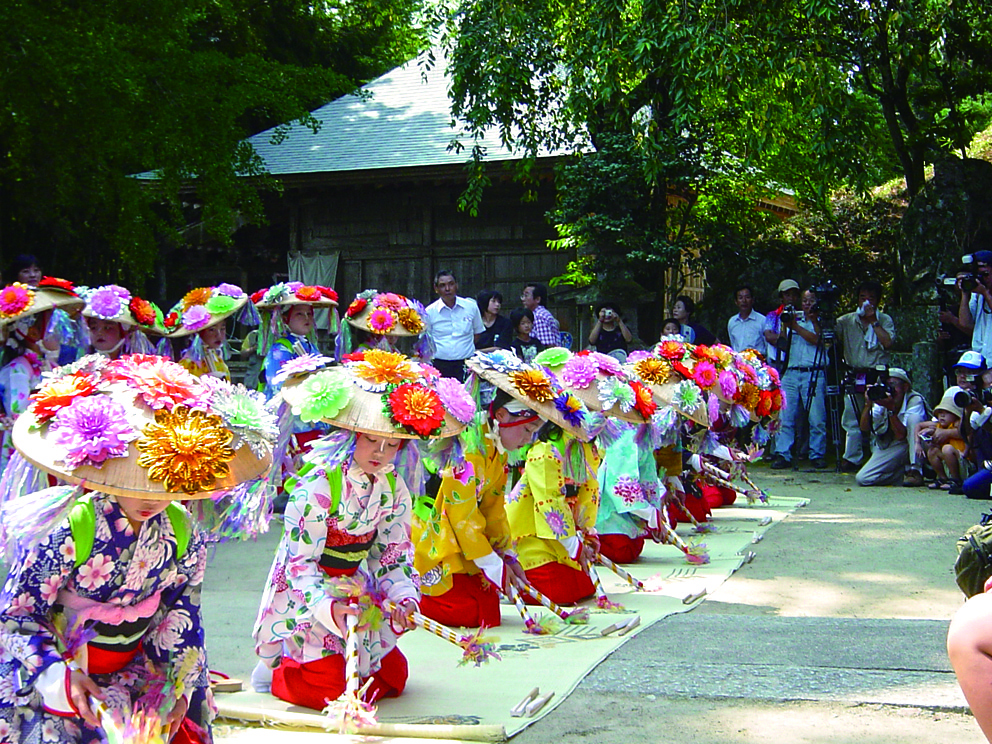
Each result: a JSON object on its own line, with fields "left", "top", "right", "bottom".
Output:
{"left": 925, "top": 389, "right": 968, "bottom": 490}
{"left": 660, "top": 317, "right": 681, "bottom": 337}
{"left": 170, "top": 284, "right": 258, "bottom": 382}
{"left": 509, "top": 308, "right": 545, "bottom": 362}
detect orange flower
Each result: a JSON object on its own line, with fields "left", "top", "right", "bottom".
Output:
{"left": 657, "top": 340, "right": 685, "bottom": 361}
{"left": 136, "top": 406, "right": 235, "bottom": 494}
{"left": 633, "top": 357, "right": 672, "bottom": 385}
{"left": 182, "top": 287, "right": 212, "bottom": 310}
{"left": 509, "top": 369, "right": 555, "bottom": 402}
{"left": 353, "top": 349, "right": 418, "bottom": 386}
{"left": 397, "top": 307, "right": 425, "bottom": 333}
{"left": 631, "top": 381, "right": 657, "bottom": 419}
{"left": 30, "top": 374, "right": 97, "bottom": 422}
{"left": 295, "top": 286, "right": 322, "bottom": 301}
{"left": 388, "top": 383, "right": 445, "bottom": 436}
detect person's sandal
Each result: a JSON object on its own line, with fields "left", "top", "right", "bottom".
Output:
{"left": 927, "top": 479, "right": 946, "bottom": 490}
{"left": 948, "top": 480, "right": 965, "bottom": 495}
{"left": 902, "top": 471, "right": 924, "bottom": 487}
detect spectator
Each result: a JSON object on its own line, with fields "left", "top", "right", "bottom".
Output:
{"left": 955, "top": 350, "right": 986, "bottom": 391}
{"left": 475, "top": 289, "right": 512, "bottom": 350}
{"left": 727, "top": 284, "right": 766, "bottom": 355}
{"left": 589, "top": 303, "right": 632, "bottom": 357}
{"left": 763, "top": 279, "right": 801, "bottom": 371}
{"left": 855, "top": 368, "right": 926, "bottom": 487}
{"left": 509, "top": 307, "right": 545, "bottom": 362}
{"left": 660, "top": 317, "right": 681, "bottom": 337}
{"left": 425, "top": 270, "right": 484, "bottom": 382}
{"left": 671, "top": 295, "right": 717, "bottom": 346}
{"left": 961, "top": 368, "right": 992, "bottom": 499}
{"left": 7, "top": 253, "right": 42, "bottom": 285}
{"left": 958, "top": 250, "right": 992, "bottom": 366}
{"left": 521, "top": 282, "right": 560, "bottom": 346}
{"left": 921, "top": 388, "right": 968, "bottom": 490}
{"left": 834, "top": 280, "right": 896, "bottom": 472}
{"left": 771, "top": 289, "right": 827, "bottom": 470}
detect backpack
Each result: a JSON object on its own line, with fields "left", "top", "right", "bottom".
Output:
{"left": 955, "top": 511, "right": 992, "bottom": 597}
{"left": 68, "top": 496, "right": 190, "bottom": 568}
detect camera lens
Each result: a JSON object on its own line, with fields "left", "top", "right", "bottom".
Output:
{"left": 955, "top": 390, "right": 972, "bottom": 408}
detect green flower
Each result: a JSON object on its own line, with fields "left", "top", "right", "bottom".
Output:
{"left": 533, "top": 347, "right": 571, "bottom": 368}
{"left": 674, "top": 380, "right": 703, "bottom": 413}
{"left": 293, "top": 370, "right": 353, "bottom": 423}
{"left": 205, "top": 294, "right": 237, "bottom": 314}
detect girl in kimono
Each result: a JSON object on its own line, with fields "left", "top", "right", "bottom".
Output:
{"left": 338, "top": 290, "right": 431, "bottom": 360}
{"left": 252, "top": 351, "right": 469, "bottom": 708}
{"left": 78, "top": 284, "right": 167, "bottom": 361}
{"left": 0, "top": 353, "right": 275, "bottom": 744}
{"left": 168, "top": 284, "right": 259, "bottom": 382}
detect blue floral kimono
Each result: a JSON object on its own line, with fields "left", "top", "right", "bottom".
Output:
{"left": 0, "top": 494, "right": 213, "bottom": 744}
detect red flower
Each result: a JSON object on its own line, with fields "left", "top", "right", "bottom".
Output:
{"left": 250, "top": 288, "right": 267, "bottom": 304}
{"left": 319, "top": 286, "right": 338, "bottom": 301}
{"left": 672, "top": 360, "right": 694, "bottom": 379}
{"left": 164, "top": 311, "right": 179, "bottom": 329}
{"left": 30, "top": 374, "right": 97, "bottom": 422}
{"left": 756, "top": 390, "right": 774, "bottom": 417}
{"left": 129, "top": 297, "right": 157, "bottom": 326}
{"left": 658, "top": 340, "right": 686, "bottom": 361}
{"left": 341, "top": 351, "right": 366, "bottom": 362}
{"left": 631, "top": 381, "right": 657, "bottom": 419}
{"left": 346, "top": 298, "right": 367, "bottom": 318}
{"left": 388, "top": 383, "right": 445, "bottom": 436}
{"left": 38, "top": 276, "right": 77, "bottom": 294}
{"left": 295, "top": 286, "right": 322, "bottom": 301}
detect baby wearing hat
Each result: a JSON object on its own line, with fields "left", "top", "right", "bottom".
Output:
{"left": 924, "top": 387, "right": 968, "bottom": 490}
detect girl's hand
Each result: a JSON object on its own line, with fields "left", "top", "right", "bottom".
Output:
{"left": 331, "top": 601, "right": 360, "bottom": 634}
{"left": 390, "top": 599, "right": 418, "bottom": 631}
{"left": 68, "top": 670, "right": 104, "bottom": 728}
{"left": 165, "top": 695, "right": 189, "bottom": 742}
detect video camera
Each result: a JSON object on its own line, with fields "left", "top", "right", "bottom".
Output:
{"left": 780, "top": 304, "right": 797, "bottom": 325}
{"left": 954, "top": 387, "right": 992, "bottom": 409}
{"left": 842, "top": 365, "right": 889, "bottom": 396}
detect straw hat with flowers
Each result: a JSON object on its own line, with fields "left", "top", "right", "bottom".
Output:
{"left": 166, "top": 283, "right": 260, "bottom": 338}
{"left": 342, "top": 289, "right": 427, "bottom": 338}
{"left": 464, "top": 349, "right": 602, "bottom": 441}
{"left": 0, "top": 277, "right": 85, "bottom": 330}
{"left": 12, "top": 354, "right": 275, "bottom": 499}
{"left": 278, "top": 349, "right": 474, "bottom": 439}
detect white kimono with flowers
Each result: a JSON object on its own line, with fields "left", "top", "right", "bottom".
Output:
{"left": 253, "top": 461, "right": 419, "bottom": 678}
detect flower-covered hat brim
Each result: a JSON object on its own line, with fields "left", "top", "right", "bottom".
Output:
{"left": 643, "top": 380, "right": 711, "bottom": 426}
{"left": 168, "top": 295, "right": 249, "bottom": 338}
{"left": 345, "top": 307, "right": 420, "bottom": 337}
{"left": 0, "top": 286, "right": 85, "bottom": 327}
{"left": 255, "top": 296, "right": 340, "bottom": 310}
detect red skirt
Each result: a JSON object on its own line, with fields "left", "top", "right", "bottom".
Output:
{"left": 522, "top": 562, "right": 595, "bottom": 605}
{"left": 271, "top": 647, "right": 408, "bottom": 710}
{"left": 598, "top": 534, "right": 645, "bottom": 563}
{"left": 420, "top": 573, "right": 501, "bottom": 628}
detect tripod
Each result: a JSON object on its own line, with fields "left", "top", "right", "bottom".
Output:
{"left": 788, "top": 318, "right": 845, "bottom": 472}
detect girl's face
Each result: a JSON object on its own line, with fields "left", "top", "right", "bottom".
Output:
{"left": 116, "top": 496, "right": 170, "bottom": 526}
{"left": 286, "top": 305, "right": 314, "bottom": 336}
{"left": 18, "top": 264, "right": 42, "bottom": 285}
{"left": 487, "top": 297, "right": 501, "bottom": 315}
{"left": 662, "top": 321, "right": 681, "bottom": 336}
{"left": 352, "top": 433, "right": 402, "bottom": 474}
{"left": 672, "top": 301, "right": 688, "bottom": 322}
{"left": 517, "top": 317, "right": 533, "bottom": 337}
{"left": 494, "top": 408, "right": 542, "bottom": 450}
{"left": 199, "top": 323, "right": 226, "bottom": 349}
{"left": 86, "top": 317, "right": 125, "bottom": 352}
{"left": 936, "top": 410, "right": 959, "bottom": 428}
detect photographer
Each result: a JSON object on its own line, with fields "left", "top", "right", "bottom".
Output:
{"left": 771, "top": 289, "right": 828, "bottom": 470}
{"left": 763, "top": 279, "right": 802, "bottom": 371}
{"left": 956, "top": 367, "right": 992, "bottom": 499}
{"left": 957, "top": 250, "right": 992, "bottom": 366}
{"left": 855, "top": 368, "right": 927, "bottom": 487}
{"left": 835, "top": 280, "right": 896, "bottom": 472}
{"left": 589, "top": 303, "right": 632, "bottom": 357}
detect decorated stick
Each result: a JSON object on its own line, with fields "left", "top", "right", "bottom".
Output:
{"left": 701, "top": 462, "right": 749, "bottom": 501}
{"left": 508, "top": 575, "right": 589, "bottom": 625}
{"left": 583, "top": 561, "right": 624, "bottom": 611}
{"left": 739, "top": 470, "right": 770, "bottom": 503}
{"left": 382, "top": 601, "right": 501, "bottom": 666}
{"left": 503, "top": 581, "right": 556, "bottom": 635}
{"left": 651, "top": 519, "right": 710, "bottom": 564}
{"left": 344, "top": 612, "right": 360, "bottom": 698}
{"left": 666, "top": 489, "right": 713, "bottom": 534}
{"left": 594, "top": 553, "right": 645, "bottom": 590}
{"left": 322, "top": 612, "right": 377, "bottom": 733}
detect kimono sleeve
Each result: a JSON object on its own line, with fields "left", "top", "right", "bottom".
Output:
{"left": 435, "top": 455, "right": 499, "bottom": 562}
{"left": 525, "top": 442, "right": 579, "bottom": 542}
{"left": 365, "top": 476, "right": 418, "bottom": 605}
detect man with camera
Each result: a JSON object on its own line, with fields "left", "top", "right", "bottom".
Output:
{"left": 855, "top": 368, "right": 927, "bottom": 487}
{"left": 956, "top": 250, "right": 992, "bottom": 366}
{"left": 763, "top": 279, "right": 802, "bottom": 371}
{"left": 589, "top": 303, "right": 632, "bottom": 357}
{"left": 771, "top": 288, "right": 828, "bottom": 470}
{"left": 835, "top": 280, "right": 896, "bottom": 473}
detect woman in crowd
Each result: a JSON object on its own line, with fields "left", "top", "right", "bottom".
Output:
{"left": 475, "top": 289, "right": 512, "bottom": 350}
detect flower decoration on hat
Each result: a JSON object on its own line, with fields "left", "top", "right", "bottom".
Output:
{"left": 168, "top": 283, "right": 255, "bottom": 338}
{"left": 673, "top": 379, "right": 704, "bottom": 413}
{"left": 181, "top": 304, "right": 211, "bottom": 332}
{"left": 719, "top": 369, "right": 739, "bottom": 399}
{"left": 561, "top": 354, "right": 598, "bottom": 388}
{"left": 0, "top": 283, "right": 35, "bottom": 319}
{"left": 631, "top": 381, "right": 657, "bottom": 419}
{"left": 271, "top": 353, "right": 333, "bottom": 387}
{"left": 52, "top": 395, "right": 138, "bottom": 469}
{"left": 598, "top": 376, "right": 636, "bottom": 413}
{"left": 182, "top": 287, "right": 213, "bottom": 311}
{"left": 509, "top": 368, "right": 555, "bottom": 403}
{"left": 588, "top": 352, "right": 623, "bottom": 376}
{"left": 692, "top": 361, "right": 718, "bottom": 389}
{"left": 344, "top": 290, "right": 426, "bottom": 336}
{"left": 38, "top": 277, "right": 76, "bottom": 293}
{"left": 397, "top": 307, "right": 425, "bottom": 334}
{"left": 368, "top": 307, "right": 396, "bottom": 334}
{"left": 136, "top": 406, "right": 236, "bottom": 494}
{"left": 30, "top": 373, "right": 98, "bottom": 423}
{"left": 386, "top": 383, "right": 446, "bottom": 436}
{"left": 657, "top": 339, "right": 686, "bottom": 361}
{"left": 129, "top": 297, "right": 158, "bottom": 327}
{"left": 553, "top": 392, "right": 585, "bottom": 427}
{"left": 346, "top": 298, "right": 367, "bottom": 318}
{"left": 295, "top": 286, "right": 322, "bottom": 302}
{"left": 633, "top": 357, "right": 673, "bottom": 385}
{"left": 88, "top": 286, "right": 129, "bottom": 320}
{"left": 533, "top": 347, "right": 571, "bottom": 369}
{"left": 292, "top": 368, "right": 354, "bottom": 423}
{"left": 434, "top": 377, "right": 477, "bottom": 424}
{"left": 353, "top": 349, "right": 419, "bottom": 391}
{"left": 127, "top": 357, "right": 209, "bottom": 411}
{"left": 211, "top": 384, "right": 279, "bottom": 457}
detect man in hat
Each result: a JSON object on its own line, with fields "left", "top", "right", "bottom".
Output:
{"left": 954, "top": 350, "right": 986, "bottom": 390}
{"left": 425, "top": 270, "right": 484, "bottom": 382}
{"left": 763, "top": 279, "right": 801, "bottom": 371}
{"left": 834, "top": 280, "right": 896, "bottom": 473}
{"left": 957, "top": 249, "right": 992, "bottom": 367}
{"left": 855, "top": 368, "right": 927, "bottom": 487}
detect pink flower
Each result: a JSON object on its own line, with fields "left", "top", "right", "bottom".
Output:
{"left": 182, "top": 304, "right": 211, "bottom": 331}
{"left": 88, "top": 286, "right": 125, "bottom": 319}
{"left": 368, "top": 308, "right": 396, "bottom": 333}
{"left": 693, "top": 361, "right": 718, "bottom": 388}
{"left": 77, "top": 553, "right": 115, "bottom": 590}
{"left": 434, "top": 376, "right": 477, "bottom": 424}
{"left": 215, "top": 283, "right": 244, "bottom": 298}
{"left": 589, "top": 352, "right": 623, "bottom": 376}
{"left": 626, "top": 350, "right": 652, "bottom": 363}
{"left": 52, "top": 395, "right": 138, "bottom": 468}
{"left": 129, "top": 359, "right": 209, "bottom": 410}
{"left": 7, "top": 592, "right": 36, "bottom": 616}
{"left": 375, "top": 292, "right": 406, "bottom": 311}
{"left": 561, "top": 355, "right": 598, "bottom": 388}
{"left": 719, "top": 369, "right": 738, "bottom": 398}
{"left": 40, "top": 575, "right": 62, "bottom": 604}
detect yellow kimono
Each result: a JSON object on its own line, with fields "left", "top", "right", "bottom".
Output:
{"left": 507, "top": 437, "right": 600, "bottom": 572}
{"left": 413, "top": 430, "right": 513, "bottom": 596}
{"left": 179, "top": 348, "right": 230, "bottom": 381}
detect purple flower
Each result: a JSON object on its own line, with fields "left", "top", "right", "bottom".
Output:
{"left": 561, "top": 355, "right": 597, "bottom": 388}
{"left": 182, "top": 304, "right": 211, "bottom": 331}
{"left": 271, "top": 353, "right": 332, "bottom": 385}
{"left": 613, "top": 476, "right": 644, "bottom": 505}
{"left": 435, "top": 376, "right": 477, "bottom": 424}
{"left": 553, "top": 392, "right": 585, "bottom": 427}
{"left": 106, "top": 284, "right": 132, "bottom": 301}
{"left": 52, "top": 395, "right": 138, "bottom": 468}
{"left": 589, "top": 352, "right": 623, "bottom": 376}
{"left": 626, "top": 350, "right": 652, "bottom": 363}
{"left": 89, "top": 287, "right": 124, "bottom": 319}
{"left": 215, "top": 283, "right": 244, "bottom": 298}
{"left": 544, "top": 508, "right": 569, "bottom": 538}
{"left": 719, "top": 369, "right": 738, "bottom": 399}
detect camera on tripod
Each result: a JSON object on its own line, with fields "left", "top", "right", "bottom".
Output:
{"left": 780, "top": 304, "right": 797, "bottom": 325}
{"left": 843, "top": 365, "right": 889, "bottom": 395}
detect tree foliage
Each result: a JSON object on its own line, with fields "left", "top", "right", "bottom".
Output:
{"left": 0, "top": 0, "right": 425, "bottom": 283}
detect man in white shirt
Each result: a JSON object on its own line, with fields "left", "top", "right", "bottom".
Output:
{"left": 957, "top": 249, "right": 992, "bottom": 365}
{"left": 726, "top": 284, "right": 766, "bottom": 355}
{"left": 855, "top": 368, "right": 927, "bottom": 487}
{"left": 425, "top": 270, "right": 484, "bottom": 382}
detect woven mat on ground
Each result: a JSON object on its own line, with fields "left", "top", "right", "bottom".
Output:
{"left": 214, "top": 495, "right": 809, "bottom": 744}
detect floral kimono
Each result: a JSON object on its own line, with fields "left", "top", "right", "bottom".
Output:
{"left": 263, "top": 333, "right": 320, "bottom": 401}
{"left": 0, "top": 493, "right": 212, "bottom": 744}
{"left": 253, "top": 460, "right": 418, "bottom": 689}
{"left": 0, "top": 351, "right": 41, "bottom": 471}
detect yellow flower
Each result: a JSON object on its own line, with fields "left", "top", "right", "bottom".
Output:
{"left": 633, "top": 357, "right": 673, "bottom": 385}
{"left": 354, "top": 349, "right": 418, "bottom": 385}
{"left": 508, "top": 368, "right": 555, "bottom": 402}
{"left": 397, "top": 307, "right": 425, "bottom": 334}
{"left": 136, "top": 406, "right": 236, "bottom": 494}
{"left": 182, "top": 287, "right": 212, "bottom": 310}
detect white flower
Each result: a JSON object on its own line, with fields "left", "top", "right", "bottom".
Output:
{"left": 76, "top": 553, "right": 115, "bottom": 591}
{"left": 0, "top": 674, "right": 17, "bottom": 704}
{"left": 57, "top": 538, "right": 76, "bottom": 563}
{"left": 41, "top": 719, "right": 60, "bottom": 742}
{"left": 7, "top": 592, "right": 36, "bottom": 616}
{"left": 151, "top": 609, "right": 193, "bottom": 653}
{"left": 39, "top": 575, "right": 61, "bottom": 604}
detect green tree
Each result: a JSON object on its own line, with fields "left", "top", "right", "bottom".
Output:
{"left": 0, "top": 0, "right": 424, "bottom": 284}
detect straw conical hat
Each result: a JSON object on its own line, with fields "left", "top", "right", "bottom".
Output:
{"left": 252, "top": 282, "right": 339, "bottom": 311}
{"left": 278, "top": 350, "right": 472, "bottom": 439}
{"left": 78, "top": 285, "right": 170, "bottom": 337}
{"left": 0, "top": 280, "right": 85, "bottom": 328}
{"left": 342, "top": 290, "right": 426, "bottom": 337}
{"left": 167, "top": 284, "right": 257, "bottom": 338}
{"left": 13, "top": 354, "right": 274, "bottom": 499}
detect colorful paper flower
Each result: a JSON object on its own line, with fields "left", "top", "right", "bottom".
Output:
{"left": 598, "top": 376, "right": 636, "bottom": 413}
{"left": 295, "top": 285, "right": 322, "bottom": 301}
{"left": 164, "top": 311, "right": 179, "bottom": 330}
{"left": 718, "top": 369, "right": 739, "bottom": 399}
{"left": 319, "top": 287, "right": 338, "bottom": 302}
{"left": 271, "top": 353, "right": 333, "bottom": 386}
{"left": 553, "top": 392, "right": 585, "bottom": 427}
{"left": 434, "top": 377, "right": 477, "bottom": 424}
{"left": 589, "top": 352, "right": 623, "bottom": 376}
{"left": 211, "top": 384, "right": 278, "bottom": 456}
{"left": 626, "top": 350, "right": 652, "bottom": 363}
{"left": 38, "top": 277, "right": 76, "bottom": 293}
{"left": 533, "top": 347, "right": 571, "bottom": 369}
{"left": 509, "top": 368, "right": 555, "bottom": 402}
{"left": 52, "top": 395, "right": 138, "bottom": 469}
{"left": 387, "top": 383, "right": 446, "bottom": 436}
{"left": 633, "top": 357, "right": 673, "bottom": 385}
{"left": 353, "top": 349, "right": 419, "bottom": 388}
{"left": 136, "top": 406, "right": 236, "bottom": 494}
{"left": 262, "top": 283, "right": 291, "bottom": 305}
{"left": 129, "top": 359, "right": 208, "bottom": 411}
{"left": 657, "top": 339, "right": 686, "bottom": 361}
{"left": 756, "top": 390, "right": 774, "bottom": 417}
{"left": 693, "top": 361, "right": 718, "bottom": 389}
{"left": 129, "top": 297, "right": 157, "bottom": 326}
{"left": 397, "top": 307, "right": 424, "bottom": 334}
{"left": 738, "top": 382, "right": 760, "bottom": 411}
{"left": 292, "top": 370, "right": 353, "bottom": 423}
{"left": 30, "top": 374, "right": 97, "bottom": 422}
{"left": 182, "top": 305, "right": 211, "bottom": 331}
{"left": 346, "top": 298, "right": 367, "bottom": 318}
{"left": 673, "top": 380, "right": 704, "bottom": 413}
{"left": 368, "top": 308, "right": 396, "bottom": 333}
{"left": 561, "top": 355, "right": 598, "bottom": 388}
{"left": 182, "top": 287, "right": 212, "bottom": 310}
{"left": 631, "top": 381, "right": 657, "bottom": 419}
{"left": 205, "top": 295, "right": 237, "bottom": 315}
{"left": 376, "top": 292, "right": 406, "bottom": 311}
{"left": 0, "top": 283, "right": 34, "bottom": 318}
{"left": 216, "top": 283, "right": 244, "bottom": 298}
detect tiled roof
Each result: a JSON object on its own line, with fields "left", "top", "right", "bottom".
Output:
{"left": 247, "top": 54, "right": 530, "bottom": 176}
